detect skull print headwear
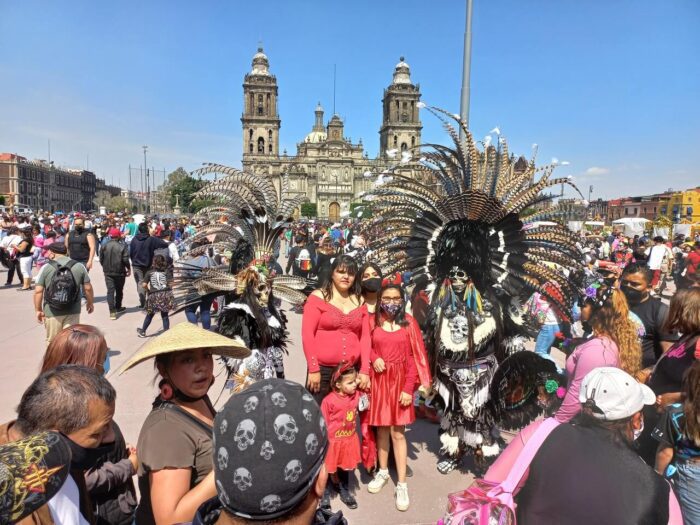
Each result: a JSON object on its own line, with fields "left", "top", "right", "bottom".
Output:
{"left": 212, "top": 378, "right": 328, "bottom": 520}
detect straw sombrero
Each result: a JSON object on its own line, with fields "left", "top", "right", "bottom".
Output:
{"left": 119, "top": 322, "right": 250, "bottom": 374}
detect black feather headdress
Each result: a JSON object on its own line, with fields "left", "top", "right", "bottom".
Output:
{"left": 366, "top": 106, "right": 585, "bottom": 321}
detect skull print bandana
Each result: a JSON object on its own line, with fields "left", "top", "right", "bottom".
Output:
{"left": 213, "top": 378, "right": 328, "bottom": 521}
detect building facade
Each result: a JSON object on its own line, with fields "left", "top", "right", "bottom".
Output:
{"left": 0, "top": 153, "right": 122, "bottom": 212}
{"left": 660, "top": 188, "right": 700, "bottom": 224}
{"left": 240, "top": 48, "right": 424, "bottom": 221}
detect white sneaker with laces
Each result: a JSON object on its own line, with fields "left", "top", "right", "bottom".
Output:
{"left": 367, "top": 470, "right": 389, "bottom": 494}
{"left": 395, "top": 482, "right": 409, "bottom": 511}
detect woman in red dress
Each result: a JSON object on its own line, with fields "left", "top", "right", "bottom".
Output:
{"left": 302, "top": 254, "right": 371, "bottom": 403}
{"left": 367, "top": 284, "right": 431, "bottom": 511}
{"left": 321, "top": 363, "right": 363, "bottom": 510}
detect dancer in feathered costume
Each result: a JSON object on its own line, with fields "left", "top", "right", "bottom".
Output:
{"left": 366, "top": 106, "right": 583, "bottom": 473}
{"left": 172, "top": 164, "right": 309, "bottom": 391}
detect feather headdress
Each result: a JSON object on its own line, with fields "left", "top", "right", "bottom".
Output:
{"left": 366, "top": 106, "right": 585, "bottom": 321}
{"left": 174, "top": 164, "right": 309, "bottom": 306}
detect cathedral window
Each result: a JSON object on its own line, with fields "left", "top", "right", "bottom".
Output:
{"left": 393, "top": 135, "right": 398, "bottom": 147}
{"left": 401, "top": 142, "right": 408, "bottom": 151}
{"left": 268, "top": 130, "right": 273, "bottom": 141}
{"left": 257, "top": 94, "right": 264, "bottom": 115}
{"left": 269, "top": 142, "right": 273, "bottom": 153}
{"left": 411, "top": 136, "right": 416, "bottom": 147}
{"left": 257, "top": 137, "right": 265, "bottom": 153}
{"left": 249, "top": 129, "right": 253, "bottom": 140}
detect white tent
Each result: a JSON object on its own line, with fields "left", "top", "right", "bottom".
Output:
{"left": 612, "top": 218, "right": 650, "bottom": 236}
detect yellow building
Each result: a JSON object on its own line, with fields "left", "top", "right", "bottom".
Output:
{"left": 660, "top": 187, "right": 700, "bottom": 223}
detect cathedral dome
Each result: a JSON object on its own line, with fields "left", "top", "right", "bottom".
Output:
{"left": 304, "top": 130, "right": 327, "bottom": 143}
{"left": 392, "top": 56, "right": 412, "bottom": 85}
{"left": 251, "top": 47, "right": 271, "bottom": 76}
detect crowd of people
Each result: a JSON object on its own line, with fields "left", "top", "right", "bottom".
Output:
{"left": 2, "top": 175, "right": 700, "bottom": 524}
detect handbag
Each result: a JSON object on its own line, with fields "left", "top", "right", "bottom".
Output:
{"left": 439, "top": 418, "right": 560, "bottom": 525}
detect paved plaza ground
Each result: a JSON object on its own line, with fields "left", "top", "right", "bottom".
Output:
{"left": 0, "top": 259, "right": 484, "bottom": 525}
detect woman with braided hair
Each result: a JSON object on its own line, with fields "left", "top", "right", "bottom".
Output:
{"left": 555, "top": 282, "right": 642, "bottom": 422}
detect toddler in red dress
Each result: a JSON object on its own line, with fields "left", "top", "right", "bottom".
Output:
{"left": 320, "top": 363, "right": 362, "bottom": 510}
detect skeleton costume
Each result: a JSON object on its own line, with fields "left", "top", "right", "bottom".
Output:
{"left": 173, "top": 165, "right": 310, "bottom": 392}
{"left": 366, "top": 106, "right": 584, "bottom": 472}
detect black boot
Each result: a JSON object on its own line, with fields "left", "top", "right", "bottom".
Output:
{"left": 336, "top": 471, "right": 357, "bottom": 509}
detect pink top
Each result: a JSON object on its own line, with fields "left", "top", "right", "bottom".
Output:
{"left": 302, "top": 294, "right": 371, "bottom": 374}
{"left": 555, "top": 336, "right": 619, "bottom": 423}
{"left": 321, "top": 391, "right": 360, "bottom": 441}
{"left": 370, "top": 326, "right": 417, "bottom": 393}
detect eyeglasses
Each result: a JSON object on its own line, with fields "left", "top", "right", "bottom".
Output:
{"left": 380, "top": 297, "right": 403, "bottom": 304}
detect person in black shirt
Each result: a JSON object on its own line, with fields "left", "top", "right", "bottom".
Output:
{"left": 621, "top": 263, "right": 679, "bottom": 368}
{"left": 484, "top": 367, "right": 681, "bottom": 525}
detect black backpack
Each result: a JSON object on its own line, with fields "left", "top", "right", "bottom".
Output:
{"left": 45, "top": 260, "right": 79, "bottom": 310}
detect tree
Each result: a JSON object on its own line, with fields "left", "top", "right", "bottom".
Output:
{"left": 300, "top": 202, "right": 318, "bottom": 218}
{"left": 350, "top": 202, "right": 372, "bottom": 219}
{"left": 190, "top": 198, "right": 216, "bottom": 213}
{"left": 107, "top": 196, "right": 129, "bottom": 212}
{"left": 93, "top": 191, "right": 111, "bottom": 208}
{"left": 163, "top": 167, "right": 206, "bottom": 211}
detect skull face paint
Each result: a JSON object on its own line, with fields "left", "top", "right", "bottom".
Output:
{"left": 449, "top": 266, "right": 469, "bottom": 294}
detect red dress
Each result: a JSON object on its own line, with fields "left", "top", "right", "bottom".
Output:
{"left": 321, "top": 391, "right": 362, "bottom": 473}
{"left": 369, "top": 326, "right": 418, "bottom": 426}
{"left": 301, "top": 294, "right": 371, "bottom": 374}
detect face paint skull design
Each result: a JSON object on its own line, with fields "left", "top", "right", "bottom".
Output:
{"left": 274, "top": 414, "right": 299, "bottom": 444}
{"left": 449, "top": 266, "right": 469, "bottom": 294}
{"left": 233, "top": 466, "right": 253, "bottom": 491}
{"left": 255, "top": 277, "right": 270, "bottom": 307}
{"left": 284, "top": 459, "right": 303, "bottom": 482}
{"left": 448, "top": 315, "right": 470, "bottom": 344}
{"left": 234, "top": 419, "right": 257, "bottom": 451}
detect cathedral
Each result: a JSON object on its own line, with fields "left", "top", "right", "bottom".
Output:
{"left": 240, "top": 47, "right": 424, "bottom": 221}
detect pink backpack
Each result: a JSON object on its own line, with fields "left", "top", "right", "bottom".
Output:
{"left": 439, "top": 418, "right": 560, "bottom": 525}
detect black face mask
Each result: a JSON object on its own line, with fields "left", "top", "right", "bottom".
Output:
{"left": 622, "top": 286, "right": 646, "bottom": 305}
{"left": 361, "top": 277, "right": 382, "bottom": 293}
{"left": 75, "top": 226, "right": 84, "bottom": 234}
{"left": 62, "top": 435, "right": 113, "bottom": 471}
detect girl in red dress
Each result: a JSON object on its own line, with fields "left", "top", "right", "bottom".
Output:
{"left": 321, "top": 363, "right": 362, "bottom": 510}
{"left": 367, "top": 284, "right": 431, "bottom": 512}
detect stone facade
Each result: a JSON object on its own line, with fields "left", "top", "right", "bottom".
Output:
{"left": 240, "top": 48, "right": 423, "bottom": 221}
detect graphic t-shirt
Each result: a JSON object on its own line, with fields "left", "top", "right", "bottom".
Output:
{"left": 630, "top": 298, "right": 679, "bottom": 367}
{"left": 653, "top": 403, "right": 700, "bottom": 461}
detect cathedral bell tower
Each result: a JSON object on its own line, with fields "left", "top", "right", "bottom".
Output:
{"left": 242, "top": 47, "right": 281, "bottom": 161}
{"left": 379, "top": 57, "right": 422, "bottom": 159}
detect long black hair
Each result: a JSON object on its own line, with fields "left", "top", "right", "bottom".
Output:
{"left": 374, "top": 284, "right": 409, "bottom": 329}
{"left": 359, "top": 261, "right": 383, "bottom": 283}
{"left": 320, "top": 254, "right": 360, "bottom": 301}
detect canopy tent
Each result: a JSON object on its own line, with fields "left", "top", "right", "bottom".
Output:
{"left": 612, "top": 218, "right": 650, "bottom": 237}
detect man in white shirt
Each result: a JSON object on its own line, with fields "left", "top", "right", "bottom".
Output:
{"left": 646, "top": 236, "right": 673, "bottom": 293}
{"left": 1, "top": 226, "right": 24, "bottom": 285}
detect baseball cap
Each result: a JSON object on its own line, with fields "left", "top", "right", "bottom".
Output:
{"left": 212, "top": 378, "right": 328, "bottom": 521}
{"left": 108, "top": 228, "right": 121, "bottom": 238}
{"left": 0, "top": 431, "right": 71, "bottom": 523}
{"left": 579, "top": 367, "right": 655, "bottom": 420}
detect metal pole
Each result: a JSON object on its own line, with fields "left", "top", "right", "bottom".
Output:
{"left": 459, "top": 0, "right": 474, "bottom": 140}
{"left": 143, "top": 145, "right": 149, "bottom": 213}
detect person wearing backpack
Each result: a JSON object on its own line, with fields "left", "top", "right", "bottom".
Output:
{"left": 33, "top": 242, "right": 93, "bottom": 343}
{"left": 286, "top": 235, "right": 313, "bottom": 278}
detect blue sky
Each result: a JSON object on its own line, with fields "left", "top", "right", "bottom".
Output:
{"left": 1, "top": 0, "right": 698, "bottom": 199}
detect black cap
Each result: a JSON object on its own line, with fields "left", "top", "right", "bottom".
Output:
{"left": 212, "top": 378, "right": 328, "bottom": 520}
{"left": 46, "top": 242, "right": 67, "bottom": 255}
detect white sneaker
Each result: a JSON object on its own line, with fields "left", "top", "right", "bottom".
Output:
{"left": 395, "top": 482, "right": 409, "bottom": 511}
{"left": 367, "top": 470, "right": 389, "bottom": 494}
